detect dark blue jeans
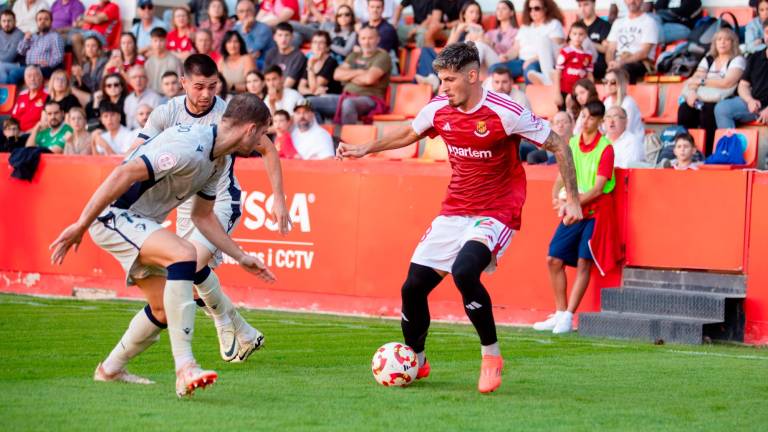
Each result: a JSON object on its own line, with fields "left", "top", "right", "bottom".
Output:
{"left": 489, "top": 59, "right": 541, "bottom": 84}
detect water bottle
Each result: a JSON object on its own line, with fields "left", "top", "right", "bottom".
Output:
{"left": 694, "top": 100, "right": 704, "bottom": 110}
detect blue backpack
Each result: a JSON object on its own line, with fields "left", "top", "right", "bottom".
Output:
{"left": 705, "top": 133, "right": 747, "bottom": 165}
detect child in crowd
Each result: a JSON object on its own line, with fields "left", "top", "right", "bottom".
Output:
{"left": 670, "top": 132, "right": 701, "bottom": 171}
{"left": 0, "top": 118, "right": 27, "bottom": 152}
{"left": 273, "top": 109, "right": 298, "bottom": 159}
{"left": 554, "top": 22, "right": 594, "bottom": 109}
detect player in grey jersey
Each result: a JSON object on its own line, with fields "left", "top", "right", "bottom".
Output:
{"left": 131, "top": 54, "right": 291, "bottom": 363}
{"left": 50, "top": 94, "right": 277, "bottom": 397}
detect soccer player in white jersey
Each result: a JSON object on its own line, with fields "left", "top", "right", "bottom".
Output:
{"left": 132, "top": 54, "right": 291, "bottom": 363}
{"left": 338, "top": 42, "right": 583, "bottom": 394}
{"left": 51, "top": 94, "right": 277, "bottom": 397}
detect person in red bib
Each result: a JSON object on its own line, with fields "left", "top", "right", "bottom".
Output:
{"left": 337, "top": 42, "right": 582, "bottom": 394}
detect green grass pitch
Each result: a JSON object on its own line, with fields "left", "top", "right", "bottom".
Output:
{"left": 1, "top": 293, "right": 767, "bottom": 431}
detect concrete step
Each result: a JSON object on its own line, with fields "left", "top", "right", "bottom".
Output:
{"left": 579, "top": 311, "right": 720, "bottom": 345}
{"left": 601, "top": 288, "right": 731, "bottom": 321}
{"left": 622, "top": 268, "right": 746, "bottom": 295}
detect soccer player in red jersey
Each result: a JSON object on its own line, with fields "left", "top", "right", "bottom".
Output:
{"left": 337, "top": 42, "right": 583, "bottom": 393}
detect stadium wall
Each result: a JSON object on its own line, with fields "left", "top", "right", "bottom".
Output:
{"left": 1, "top": 154, "right": 766, "bottom": 344}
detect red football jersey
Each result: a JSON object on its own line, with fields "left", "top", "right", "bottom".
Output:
{"left": 556, "top": 46, "right": 594, "bottom": 94}
{"left": 411, "top": 90, "right": 551, "bottom": 230}
{"left": 167, "top": 30, "right": 194, "bottom": 53}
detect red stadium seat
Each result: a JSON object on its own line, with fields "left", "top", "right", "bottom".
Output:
{"left": 524, "top": 85, "right": 558, "bottom": 119}
{"left": 372, "top": 83, "right": 432, "bottom": 121}
{"left": 0, "top": 84, "right": 16, "bottom": 115}
{"left": 420, "top": 136, "right": 448, "bottom": 161}
{"left": 688, "top": 128, "right": 706, "bottom": 155}
{"left": 340, "top": 124, "right": 377, "bottom": 145}
{"left": 373, "top": 124, "right": 419, "bottom": 159}
{"left": 646, "top": 83, "right": 683, "bottom": 124}
{"left": 391, "top": 48, "right": 421, "bottom": 83}
{"left": 320, "top": 123, "right": 335, "bottom": 137}
{"left": 482, "top": 14, "right": 497, "bottom": 30}
{"left": 713, "top": 128, "right": 759, "bottom": 167}
{"left": 627, "top": 84, "right": 658, "bottom": 120}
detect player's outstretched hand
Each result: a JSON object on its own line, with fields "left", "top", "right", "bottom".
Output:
{"left": 49, "top": 223, "right": 86, "bottom": 265}
{"left": 336, "top": 141, "right": 370, "bottom": 159}
{"left": 559, "top": 201, "right": 584, "bottom": 226}
{"left": 239, "top": 254, "right": 276, "bottom": 283}
{"left": 272, "top": 200, "right": 292, "bottom": 235}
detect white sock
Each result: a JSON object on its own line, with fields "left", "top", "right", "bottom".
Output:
{"left": 102, "top": 307, "right": 163, "bottom": 375}
{"left": 481, "top": 342, "right": 501, "bottom": 357}
{"left": 164, "top": 263, "right": 197, "bottom": 371}
{"left": 194, "top": 268, "right": 232, "bottom": 328}
{"left": 416, "top": 351, "right": 426, "bottom": 368}
{"left": 560, "top": 311, "right": 573, "bottom": 321}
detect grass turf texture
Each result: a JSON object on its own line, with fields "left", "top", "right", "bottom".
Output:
{"left": 0, "top": 294, "right": 767, "bottom": 431}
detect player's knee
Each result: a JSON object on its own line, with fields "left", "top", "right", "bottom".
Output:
{"left": 451, "top": 241, "right": 490, "bottom": 287}
{"left": 547, "top": 256, "right": 564, "bottom": 271}
{"left": 401, "top": 263, "right": 442, "bottom": 300}
{"left": 144, "top": 304, "right": 167, "bottom": 326}
{"left": 169, "top": 239, "right": 197, "bottom": 264}
{"left": 576, "top": 259, "right": 592, "bottom": 274}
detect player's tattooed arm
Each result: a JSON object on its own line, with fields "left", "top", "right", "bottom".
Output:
{"left": 254, "top": 135, "right": 291, "bottom": 235}
{"left": 50, "top": 159, "right": 151, "bottom": 264}
{"left": 336, "top": 125, "right": 420, "bottom": 158}
{"left": 542, "top": 130, "right": 583, "bottom": 225}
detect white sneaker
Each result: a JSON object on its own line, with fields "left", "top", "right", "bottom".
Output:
{"left": 231, "top": 322, "right": 265, "bottom": 363}
{"left": 175, "top": 362, "right": 217, "bottom": 398}
{"left": 94, "top": 362, "right": 154, "bottom": 385}
{"left": 552, "top": 311, "right": 574, "bottom": 334}
{"left": 216, "top": 323, "right": 240, "bottom": 362}
{"left": 533, "top": 311, "right": 564, "bottom": 331}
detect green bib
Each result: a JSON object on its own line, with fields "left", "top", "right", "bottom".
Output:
{"left": 568, "top": 134, "right": 615, "bottom": 194}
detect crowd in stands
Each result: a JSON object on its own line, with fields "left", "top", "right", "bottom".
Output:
{"left": 0, "top": 0, "right": 765, "bottom": 167}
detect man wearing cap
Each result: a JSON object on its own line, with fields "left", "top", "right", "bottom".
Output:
{"left": 290, "top": 99, "right": 335, "bottom": 160}
{"left": 132, "top": 0, "right": 169, "bottom": 56}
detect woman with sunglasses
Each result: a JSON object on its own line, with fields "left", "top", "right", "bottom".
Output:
{"left": 321, "top": 4, "right": 357, "bottom": 63}
{"left": 86, "top": 73, "right": 128, "bottom": 127}
{"left": 602, "top": 68, "right": 644, "bottom": 137}
{"left": 490, "top": 0, "right": 564, "bottom": 85}
{"left": 198, "top": 0, "right": 234, "bottom": 53}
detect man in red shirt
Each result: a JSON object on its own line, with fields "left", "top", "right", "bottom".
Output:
{"left": 337, "top": 43, "right": 582, "bottom": 394}
{"left": 70, "top": 0, "right": 120, "bottom": 62}
{"left": 11, "top": 65, "right": 47, "bottom": 132}
{"left": 257, "top": 0, "right": 300, "bottom": 27}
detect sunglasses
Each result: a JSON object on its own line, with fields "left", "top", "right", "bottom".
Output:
{"left": 139, "top": 5, "right": 153, "bottom": 10}
{"left": 337, "top": 12, "right": 351, "bottom": 17}
{"left": 529, "top": 5, "right": 543, "bottom": 11}
{"left": 105, "top": 83, "right": 122, "bottom": 88}
{"left": 603, "top": 79, "right": 618, "bottom": 85}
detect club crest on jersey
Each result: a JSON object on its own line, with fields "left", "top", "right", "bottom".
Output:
{"left": 474, "top": 121, "right": 489, "bottom": 138}
{"left": 156, "top": 152, "right": 176, "bottom": 171}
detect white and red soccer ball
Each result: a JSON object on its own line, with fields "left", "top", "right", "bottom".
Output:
{"left": 371, "top": 342, "right": 418, "bottom": 387}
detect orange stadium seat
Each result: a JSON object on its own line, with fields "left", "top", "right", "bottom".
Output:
{"left": 482, "top": 14, "right": 497, "bottom": 30}
{"left": 627, "top": 84, "right": 658, "bottom": 120}
{"left": 320, "top": 123, "right": 335, "bottom": 137}
{"left": 688, "top": 128, "right": 706, "bottom": 155}
{"left": 713, "top": 128, "right": 759, "bottom": 167}
{"left": 0, "top": 84, "right": 16, "bottom": 115}
{"left": 421, "top": 135, "right": 448, "bottom": 161}
{"left": 372, "top": 83, "right": 432, "bottom": 121}
{"left": 525, "top": 85, "right": 558, "bottom": 119}
{"left": 646, "top": 83, "right": 683, "bottom": 124}
{"left": 392, "top": 48, "right": 421, "bottom": 83}
{"left": 707, "top": 7, "right": 753, "bottom": 27}
{"left": 373, "top": 124, "right": 419, "bottom": 159}
{"left": 340, "top": 124, "right": 377, "bottom": 145}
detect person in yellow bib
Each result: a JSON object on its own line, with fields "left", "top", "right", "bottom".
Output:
{"left": 535, "top": 100, "right": 621, "bottom": 334}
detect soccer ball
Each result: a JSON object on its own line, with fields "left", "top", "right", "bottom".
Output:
{"left": 371, "top": 342, "right": 418, "bottom": 387}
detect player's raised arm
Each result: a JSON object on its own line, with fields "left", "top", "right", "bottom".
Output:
{"left": 190, "top": 195, "right": 276, "bottom": 283}
{"left": 254, "top": 134, "right": 291, "bottom": 235}
{"left": 542, "top": 129, "right": 583, "bottom": 225}
{"left": 49, "top": 159, "right": 151, "bottom": 264}
{"left": 336, "top": 125, "right": 421, "bottom": 159}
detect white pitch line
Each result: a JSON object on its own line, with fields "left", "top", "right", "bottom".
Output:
{"left": 232, "top": 238, "right": 315, "bottom": 246}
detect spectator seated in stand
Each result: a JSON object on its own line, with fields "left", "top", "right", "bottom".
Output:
{"left": 124, "top": 65, "right": 163, "bottom": 130}
{"left": 27, "top": 100, "right": 72, "bottom": 154}
{"left": 193, "top": 28, "right": 221, "bottom": 63}
{"left": 715, "top": 21, "right": 768, "bottom": 129}
{"left": 484, "top": 66, "right": 530, "bottom": 110}
{"left": 666, "top": 131, "right": 701, "bottom": 170}
{"left": 604, "top": 105, "right": 645, "bottom": 168}
{"left": 12, "top": 0, "right": 49, "bottom": 35}
{"left": 264, "top": 22, "right": 307, "bottom": 89}
{"left": 264, "top": 65, "right": 305, "bottom": 115}
{"left": 320, "top": 3, "right": 357, "bottom": 64}
{"left": 0, "top": 118, "right": 27, "bottom": 153}
{"left": 527, "top": 110, "right": 574, "bottom": 164}
{"left": 51, "top": 0, "right": 86, "bottom": 36}
{"left": 160, "top": 71, "right": 183, "bottom": 101}
{"left": 11, "top": 65, "right": 47, "bottom": 133}
{"left": 354, "top": 0, "right": 395, "bottom": 23}
{"left": 198, "top": 0, "right": 234, "bottom": 54}
{"left": 246, "top": 70, "right": 266, "bottom": 98}
{"left": 62, "top": 106, "right": 92, "bottom": 155}
{"left": 144, "top": 27, "right": 183, "bottom": 94}
{"left": 651, "top": 0, "right": 702, "bottom": 45}
{"left": 290, "top": 99, "right": 335, "bottom": 159}
{"left": 574, "top": 0, "right": 611, "bottom": 81}
{"left": 272, "top": 109, "right": 298, "bottom": 158}
{"left": 90, "top": 103, "right": 132, "bottom": 155}
{"left": 311, "top": 25, "right": 391, "bottom": 124}
{"left": 15, "top": 9, "right": 65, "bottom": 80}
{"left": 358, "top": 0, "right": 399, "bottom": 71}
{"left": 45, "top": 69, "right": 81, "bottom": 115}
{"left": 86, "top": 73, "right": 127, "bottom": 127}
{"left": 606, "top": 0, "right": 659, "bottom": 83}
{"left": 569, "top": 78, "right": 601, "bottom": 136}
{"left": 602, "top": 68, "right": 645, "bottom": 137}
{"left": 392, "top": 0, "right": 434, "bottom": 46}
{"left": 480, "top": 1, "right": 519, "bottom": 70}
{"left": 233, "top": 0, "right": 275, "bottom": 68}
{"left": 131, "top": 0, "right": 168, "bottom": 57}
{"left": 298, "top": 31, "right": 342, "bottom": 98}
{"left": 744, "top": 0, "right": 768, "bottom": 55}
{"left": 132, "top": 103, "right": 153, "bottom": 134}
{"left": 258, "top": 0, "right": 301, "bottom": 28}
{"left": 104, "top": 33, "right": 146, "bottom": 83}
{"left": 0, "top": 10, "right": 25, "bottom": 84}
{"left": 70, "top": 0, "right": 121, "bottom": 63}
{"left": 553, "top": 21, "right": 594, "bottom": 109}
{"left": 290, "top": 0, "right": 335, "bottom": 47}
{"left": 218, "top": 30, "right": 256, "bottom": 93}
{"left": 71, "top": 35, "right": 108, "bottom": 105}
{"left": 167, "top": 6, "right": 196, "bottom": 61}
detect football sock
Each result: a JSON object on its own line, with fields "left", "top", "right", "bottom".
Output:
{"left": 481, "top": 342, "right": 501, "bottom": 357}
{"left": 102, "top": 305, "right": 165, "bottom": 375}
{"left": 401, "top": 263, "right": 444, "bottom": 353}
{"left": 453, "top": 241, "right": 498, "bottom": 346}
{"left": 416, "top": 351, "right": 426, "bottom": 368}
{"left": 164, "top": 261, "right": 198, "bottom": 370}
{"left": 193, "top": 266, "right": 232, "bottom": 328}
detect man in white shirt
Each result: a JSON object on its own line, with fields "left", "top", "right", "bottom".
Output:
{"left": 92, "top": 105, "right": 134, "bottom": 155}
{"left": 124, "top": 65, "right": 164, "bottom": 130}
{"left": 604, "top": 105, "right": 645, "bottom": 168}
{"left": 606, "top": 0, "right": 659, "bottom": 83}
{"left": 264, "top": 65, "right": 304, "bottom": 115}
{"left": 13, "top": 0, "right": 49, "bottom": 34}
{"left": 290, "top": 100, "right": 334, "bottom": 159}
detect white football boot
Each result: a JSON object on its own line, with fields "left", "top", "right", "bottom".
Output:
{"left": 216, "top": 322, "right": 240, "bottom": 362}
{"left": 175, "top": 362, "right": 217, "bottom": 397}
{"left": 230, "top": 311, "right": 265, "bottom": 363}
{"left": 532, "top": 311, "right": 564, "bottom": 331}
{"left": 94, "top": 362, "right": 154, "bottom": 385}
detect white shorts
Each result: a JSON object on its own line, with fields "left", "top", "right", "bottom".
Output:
{"left": 89, "top": 208, "right": 166, "bottom": 286}
{"left": 411, "top": 215, "right": 515, "bottom": 274}
{"left": 176, "top": 202, "right": 241, "bottom": 268}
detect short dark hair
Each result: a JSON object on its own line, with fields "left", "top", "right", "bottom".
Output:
{"left": 184, "top": 53, "right": 218, "bottom": 78}
{"left": 223, "top": 93, "right": 271, "bottom": 127}
{"left": 674, "top": 132, "right": 695, "bottom": 147}
{"left": 264, "top": 65, "right": 283, "bottom": 77}
{"left": 583, "top": 100, "right": 605, "bottom": 118}
{"left": 3, "top": 117, "right": 19, "bottom": 129}
{"left": 432, "top": 42, "right": 480, "bottom": 73}
{"left": 1, "top": 9, "right": 15, "bottom": 19}
{"left": 36, "top": 9, "right": 52, "bottom": 19}
{"left": 99, "top": 102, "right": 122, "bottom": 116}
{"left": 161, "top": 70, "right": 179, "bottom": 80}
{"left": 221, "top": 30, "right": 247, "bottom": 59}
{"left": 150, "top": 27, "right": 167, "bottom": 39}
{"left": 569, "top": 21, "right": 588, "bottom": 33}
{"left": 85, "top": 35, "right": 102, "bottom": 48}
{"left": 273, "top": 109, "right": 291, "bottom": 120}
{"left": 275, "top": 22, "right": 293, "bottom": 34}
{"left": 312, "top": 30, "right": 332, "bottom": 47}
{"left": 44, "top": 100, "right": 61, "bottom": 110}
{"left": 492, "top": 66, "right": 512, "bottom": 78}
